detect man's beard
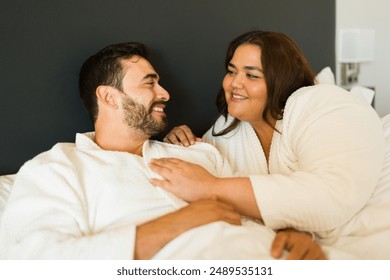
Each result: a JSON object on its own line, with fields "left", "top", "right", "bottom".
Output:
{"left": 121, "top": 95, "right": 168, "bottom": 137}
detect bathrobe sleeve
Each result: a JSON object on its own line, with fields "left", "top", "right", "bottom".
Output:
{"left": 0, "top": 153, "right": 136, "bottom": 260}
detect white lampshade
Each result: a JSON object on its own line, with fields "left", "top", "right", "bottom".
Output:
{"left": 339, "top": 29, "right": 375, "bottom": 63}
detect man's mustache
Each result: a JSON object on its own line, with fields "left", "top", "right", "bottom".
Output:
{"left": 148, "top": 100, "right": 168, "bottom": 114}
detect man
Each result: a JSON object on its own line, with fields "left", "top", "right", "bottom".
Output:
{"left": 0, "top": 42, "right": 325, "bottom": 260}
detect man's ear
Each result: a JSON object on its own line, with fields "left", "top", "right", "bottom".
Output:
{"left": 96, "top": 86, "right": 119, "bottom": 109}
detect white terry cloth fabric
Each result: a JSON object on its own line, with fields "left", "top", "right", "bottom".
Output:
{"left": 203, "top": 84, "right": 385, "bottom": 235}
{"left": 318, "top": 114, "right": 390, "bottom": 259}
{"left": 0, "top": 175, "right": 15, "bottom": 224}
{"left": 0, "top": 132, "right": 280, "bottom": 260}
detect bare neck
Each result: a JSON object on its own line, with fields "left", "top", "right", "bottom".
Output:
{"left": 250, "top": 118, "right": 277, "bottom": 163}
{"left": 94, "top": 122, "right": 148, "bottom": 157}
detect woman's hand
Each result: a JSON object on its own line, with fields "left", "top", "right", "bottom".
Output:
{"left": 271, "top": 229, "right": 326, "bottom": 260}
{"left": 163, "top": 125, "right": 202, "bottom": 146}
{"left": 149, "top": 158, "right": 217, "bottom": 202}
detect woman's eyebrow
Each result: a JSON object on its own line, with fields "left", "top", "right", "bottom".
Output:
{"left": 243, "top": 66, "right": 263, "bottom": 72}
{"left": 228, "top": 63, "right": 263, "bottom": 72}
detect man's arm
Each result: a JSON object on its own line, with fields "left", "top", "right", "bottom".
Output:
{"left": 134, "top": 199, "right": 241, "bottom": 259}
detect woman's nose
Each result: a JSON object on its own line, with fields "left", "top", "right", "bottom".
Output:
{"left": 231, "top": 73, "right": 244, "bottom": 89}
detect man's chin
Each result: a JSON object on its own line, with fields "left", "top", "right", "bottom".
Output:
{"left": 145, "top": 121, "right": 168, "bottom": 137}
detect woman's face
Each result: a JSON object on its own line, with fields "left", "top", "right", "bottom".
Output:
{"left": 222, "top": 44, "right": 267, "bottom": 124}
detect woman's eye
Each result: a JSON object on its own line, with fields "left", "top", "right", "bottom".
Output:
{"left": 247, "top": 73, "right": 259, "bottom": 79}
{"left": 227, "top": 69, "right": 235, "bottom": 75}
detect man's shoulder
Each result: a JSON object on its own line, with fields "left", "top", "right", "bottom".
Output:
{"left": 19, "top": 142, "right": 77, "bottom": 172}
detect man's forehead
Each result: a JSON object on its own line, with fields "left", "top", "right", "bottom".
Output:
{"left": 121, "top": 56, "right": 156, "bottom": 75}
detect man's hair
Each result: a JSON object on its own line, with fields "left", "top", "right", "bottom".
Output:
{"left": 213, "top": 30, "right": 316, "bottom": 136}
{"left": 79, "top": 42, "right": 149, "bottom": 123}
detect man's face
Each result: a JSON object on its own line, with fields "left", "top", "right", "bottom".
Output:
{"left": 119, "top": 56, "right": 170, "bottom": 136}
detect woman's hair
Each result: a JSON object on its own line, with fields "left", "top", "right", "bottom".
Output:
{"left": 79, "top": 42, "right": 149, "bottom": 124}
{"left": 213, "top": 30, "right": 316, "bottom": 136}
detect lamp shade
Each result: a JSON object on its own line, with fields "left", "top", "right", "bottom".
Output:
{"left": 339, "top": 29, "right": 375, "bottom": 63}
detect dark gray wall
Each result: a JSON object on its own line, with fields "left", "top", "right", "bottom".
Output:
{"left": 0, "top": 0, "right": 335, "bottom": 174}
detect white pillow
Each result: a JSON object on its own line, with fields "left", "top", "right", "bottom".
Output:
{"left": 315, "top": 66, "right": 336, "bottom": 85}
{"left": 315, "top": 67, "right": 375, "bottom": 106}
{"left": 349, "top": 86, "right": 375, "bottom": 105}
{"left": 0, "top": 174, "right": 15, "bottom": 224}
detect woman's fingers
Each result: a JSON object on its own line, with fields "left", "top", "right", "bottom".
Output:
{"left": 163, "top": 125, "right": 198, "bottom": 146}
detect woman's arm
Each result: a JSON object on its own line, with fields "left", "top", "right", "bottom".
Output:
{"left": 149, "top": 158, "right": 262, "bottom": 220}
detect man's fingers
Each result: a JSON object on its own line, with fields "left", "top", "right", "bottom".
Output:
{"left": 213, "top": 203, "right": 241, "bottom": 225}
{"left": 271, "top": 232, "right": 288, "bottom": 259}
{"left": 285, "top": 245, "right": 307, "bottom": 260}
{"left": 303, "top": 245, "right": 326, "bottom": 260}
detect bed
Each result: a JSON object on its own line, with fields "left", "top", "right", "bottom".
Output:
{"left": 0, "top": 112, "right": 389, "bottom": 259}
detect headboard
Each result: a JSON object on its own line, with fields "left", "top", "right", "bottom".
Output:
{"left": 0, "top": 0, "right": 335, "bottom": 174}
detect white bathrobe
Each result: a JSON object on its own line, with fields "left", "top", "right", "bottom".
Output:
{"left": 203, "top": 84, "right": 385, "bottom": 236}
{"left": 0, "top": 133, "right": 278, "bottom": 260}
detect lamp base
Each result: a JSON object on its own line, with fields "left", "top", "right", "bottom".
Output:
{"left": 340, "top": 63, "right": 360, "bottom": 87}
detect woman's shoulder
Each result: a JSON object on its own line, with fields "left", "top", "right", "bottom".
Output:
{"left": 282, "top": 84, "right": 380, "bottom": 135}
{"left": 289, "top": 84, "right": 351, "bottom": 102}
{"left": 285, "top": 84, "right": 370, "bottom": 115}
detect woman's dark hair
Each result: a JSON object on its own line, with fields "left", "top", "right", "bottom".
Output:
{"left": 79, "top": 42, "right": 149, "bottom": 124}
{"left": 213, "top": 30, "right": 316, "bottom": 136}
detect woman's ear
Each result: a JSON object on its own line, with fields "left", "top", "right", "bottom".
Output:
{"left": 96, "top": 86, "right": 119, "bottom": 109}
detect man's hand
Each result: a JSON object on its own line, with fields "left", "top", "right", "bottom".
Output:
{"left": 271, "top": 229, "right": 326, "bottom": 260}
{"left": 163, "top": 125, "right": 202, "bottom": 146}
{"left": 134, "top": 199, "right": 241, "bottom": 259}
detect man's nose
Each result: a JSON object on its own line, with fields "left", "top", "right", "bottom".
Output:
{"left": 157, "top": 84, "right": 170, "bottom": 101}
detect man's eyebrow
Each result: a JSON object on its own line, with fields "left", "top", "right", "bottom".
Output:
{"left": 141, "top": 73, "right": 159, "bottom": 81}
{"left": 228, "top": 63, "right": 263, "bottom": 72}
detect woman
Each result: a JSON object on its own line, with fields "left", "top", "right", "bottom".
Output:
{"left": 149, "top": 31, "right": 385, "bottom": 246}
